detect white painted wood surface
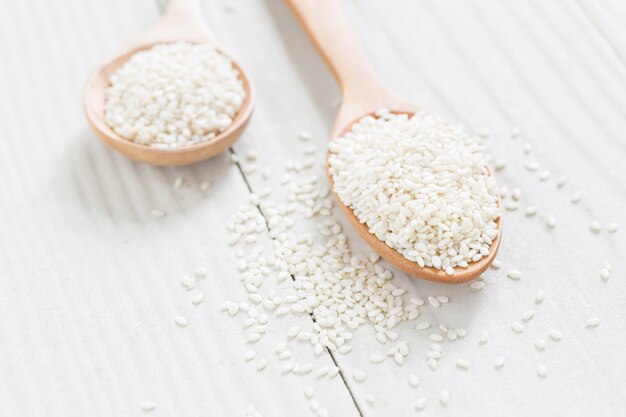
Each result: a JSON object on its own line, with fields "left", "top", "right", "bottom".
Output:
{"left": 1, "top": 0, "right": 625, "bottom": 416}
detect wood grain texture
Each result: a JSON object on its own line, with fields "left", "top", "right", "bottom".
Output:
{"left": 1, "top": 0, "right": 625, "bottom": 416}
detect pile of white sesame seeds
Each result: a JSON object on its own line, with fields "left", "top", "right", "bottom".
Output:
{"left": 328, "top": 109, "right": 500, "bottom": 275}
{"left": 105, "top": 42, "right": 245, "bottom": 148}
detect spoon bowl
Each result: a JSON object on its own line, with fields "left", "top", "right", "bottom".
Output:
{"left": 288, "top": 0, "right": 502, "bottom": 283}
{"left": 326, "top": 112, "right": 502, "bottom": 284}
{"left": 83, "top": 0, "right": 254, "bottom": 166}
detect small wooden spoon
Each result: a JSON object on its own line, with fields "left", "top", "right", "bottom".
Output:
{"left": 83, "top": 0, "right": 254, "bottom": 166}
{"left": 286, "top": 0, "right": 502, "bottom": 283}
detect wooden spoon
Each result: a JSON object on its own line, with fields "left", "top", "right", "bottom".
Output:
{"left": 286, "top": 0, "right": 502, "bottom": 283}
{"left": 83, "top": 0, "right": 254, "bottom": 166}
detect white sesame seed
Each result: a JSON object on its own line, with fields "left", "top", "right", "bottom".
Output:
{"left": 556, "top": 176, "right": 567, "bottom": 188}
{"left": 537, "top": 365, "right": 548, "bottom": 378}
{"left": 524, "top": 161, "right": 539, "bottom": 172}
{"left": 600, "top": 268, "right": 611, "bottom": 282}
{"left": 535, "top": 289, "right": 545, "bottom": 304}
{"left": 409, "top": 373, "right": 420, "bottom": 387}
{"left": 328, "top": 366, "right": 340, "bottom": 378}
{"left": 470, "top": 281, "right": 484, "bottom": 291}
{"left": 525, "top": 206, "right": 538, "bottom": 216}
{"left": 247, "top": 333, "right": 261, "bottom": 343}
{"left": 173, "top": 176, "right": 184, "bottom": 189}
{"left": 430, "top": 333, "right": 444, "bottom": 342}
{"left": 192, "top": 293, "right": 205, "bottom": 305}
{"left": 585, "top": 318, "right": 600, "bottom": 328}
{"left": 535, "top": 338, "right": 546, "bottom": 351}
{"left": 200, "top": 180, "right": 212, "bottom": 190}
{"left": 175, "top": 316, "right": 187, "bottom": 327}
{"left": 539, "top": 170, "right": 551, "bottom": 181}
{"left": 521, "top": 310, "right": 535, "bottom": 322}
{"left": 491, "top": 259, "right": 502, "bottom": 270}
{"left": 140, "top": 401, "right": 156, "bottom": 412}
{"left": 278, "top": 351, "right": 292, "bottom": 360}
{"left": 414, "top": 398, "right": 427, "bottom": 411}
{"left": 150, "top": 209, "right": 166, "bottom": 217}
{"left": 479, "top": 331, "right": 489, "bottom": 345}
{"left": 608, "top": 223, "right": 618, "bottom": 233}
{"left": 546, "top": 216, "right": 556, "bottom": 228}
{"left": 245, "top": 350, "right": 256, "bottom": 361}
{"left": 428, "top": 296, "right": 440, "bottom": 307}
{"left": 507, "top": 270, "right": 522, "bottom": 280}
{"left": 370, "top": 354, "right": 384, "bottom": 364}
{"left": 353, "top": 370, "right": 367, "bottom": 382}
{"left": 494, "top": 159, "right": 507, "bottom": 171}
{"left": 505, "top": 201, "right": 518, "bottom": 211}
{"left": 298, "top": 131, "right": 311, "bottom": 141}
{"left": 511, "top": 322, "right": 524, "bottom": 333}
{"left": 548, "top": 329, "right": 562, "bottom": 341}
{"left": 571, "top": 191, "right": 582, "bottom": 204}
{"left": 523, "top": 143, "right": 532, "bottom": 154}
{"left": 365, "top": 394, "right": 376, "bottom": 406}
{"left": 511, "top": 188, "right": 521, "bottom": 201}
{"left": 439, "top": 390, "right": 450, "bottom": 406}
{"left": 317, "top": 366, "right": 329, "bottom": 377}
{"left": 256, "top": 359, "right": 267, "bottom": 371}
{"left": 304, "top": 386, "right": 314, "bottom": 399}
{"left": 456, "top": 359, "right": 470, "bottom": 370}
{"left": 491, "top": 356, "right": 505, "bottom": 369}
{"left": 511, "top": 126, "right": 521, "bottom": 138}
{"left": 589, "top": 221, "right": 602, "bottom": 233}
{"left": 416, "top": 322, "right": 431, "bottom": 331}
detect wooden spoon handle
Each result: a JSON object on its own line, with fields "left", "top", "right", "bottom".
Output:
{"left": 285, "top": 0, "right": 380, "bottom": 93}
{"left": 285, "top": 0, "right": 413, "bottom": 136}
{"left": 136, "top": 0, "right": 216, "bottom": 47}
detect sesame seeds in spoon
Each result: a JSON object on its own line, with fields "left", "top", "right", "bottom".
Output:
{"left": 83, "top": 0, "right": 254, "bottom": 166}
{"left": 286, "top": 0, "right": 501, "bottom": 283}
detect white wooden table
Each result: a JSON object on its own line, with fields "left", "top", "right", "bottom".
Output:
{"left": 1, "top": 1, "right": 625, "bottom": 416}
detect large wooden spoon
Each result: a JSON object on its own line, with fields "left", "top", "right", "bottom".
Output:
{"left": 286, "top": 0, "right": 502, "bottom": 283}
{"left": 83, "top": 0, "right": 254, "bottom": 166}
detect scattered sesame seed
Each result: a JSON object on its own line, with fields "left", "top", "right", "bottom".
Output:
{"left": 439, "top": 390, "right": 450, "bottom": 406}
{"left": 589, "top": 221, "right": 602, "bottom": 233}
{"left": 140, "top": 401, "right": 156, "bottom": 412}
{"left": 365, "top": 394, "right": 376, "bottom": 406}
{"left": 535, "top": 338, "right": 546, "bottom": 351}
{"left": 200, "top": 180, "right": 212, "bottom": 190}
{"left": 303, "top": 386, "right": 314, "bottom": 399}
{"left": 539, "top": 170, "right": 551, "bottom": 181}
{"left": 255, "top": 358, "right": 267, "bottom": 371}
{"left": 537, "top": 365, "right": 548, "bottom": 378}
{"left": 507, "top": 270, "right": 522, "bottom": 280}
{"left": 456, "top": 359, "right": 470, "bottom": 370}
{"left": 608, "top": 223, "right": 619, "bottom": 233}
{"left": 409, "top": 373, "right": 420, "bottom": 387}
{"left": 524, "top": 161, "right": 539, "bottom": 172}
{"left": 556, "top": 176, "right": 567, "bottom": 188}
{"left": 370, "top": 354, "right": 384, "bottom": 364}
{"left": 479, "top": 331, "right": 489, "bottom": 345}
{"left": 547, "top": 216, "right": 556, "bottom": 229}
{"left": 535, "top": 290, "right": 545, "bottom": 304}
{"left": 585, "top": 318, "right": 600, "bottom": 328}
{"left": 491, "top": 259, "right": 502, "bottom": 270}
{"left": 521, "top": 310, "right": 535, "bottom": 322}
{"left": 511, "top": 322, "right": 524, "bottom": 333}
{"left": 548, "top": 329, "right": 562, "bottom": 341}
{"left": 175, "top": 316, "right": 187, "bottom": 327}
{"left": 245, "top": 350, "right": 256, "bottom": 361}
{"left": 525, "top": 206, "right": 538, "bottom": 217}
{"left": 470, "top": 281, "right": 484, "bottom": 291}
{"left": 353, "top": 370, "right": 367, "bottom": 382}
{"left": 150, "top": 209, "right": 166, "bottom": 217}
{"left": 192, "top": 293, "right": 204, "bottom": 305}
{"left": 173, "top": 176, "right": 184, "bottom": 189}
{"left": 414, "top": 398, "right": 427, "bottom": 411}
{"left": 571, "top": 191, "right": 582, "bottom": 204}
{"left": 493, "top": 356, "right": 506, "bottom": 369}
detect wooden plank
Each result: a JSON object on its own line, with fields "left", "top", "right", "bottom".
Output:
{"left": 209, "top": 0, "right": 626, "bottom": 415}
{"left": 578, "top": 0, "right": 626, "bottom": 66}
{"left": 0, "top": 0, "right": 360, "bottom": 416}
